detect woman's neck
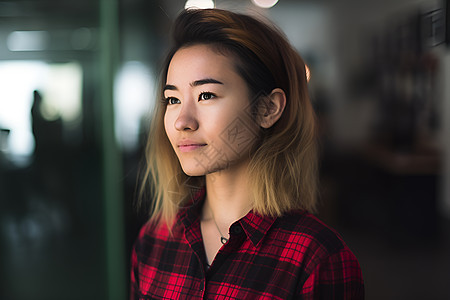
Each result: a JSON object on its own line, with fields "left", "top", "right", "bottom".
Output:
{"left": 202, "top": 160, "right": 252, "bottom": 226}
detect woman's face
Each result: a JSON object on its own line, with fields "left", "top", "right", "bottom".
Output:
{"left": 164, "top": 44, "right": 260, "bottom": 176}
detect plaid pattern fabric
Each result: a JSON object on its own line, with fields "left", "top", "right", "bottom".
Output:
{"left": 131, "top": 189, "right": 364, "bottom": 299}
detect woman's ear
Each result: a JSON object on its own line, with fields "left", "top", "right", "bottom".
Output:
{"left": 259, "top": 88, "right": 286, "bottom": 129}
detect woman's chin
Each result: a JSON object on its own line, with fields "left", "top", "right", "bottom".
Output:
{"left": 180, "top": 163, "right": 223, "bottom": 177}
{"left": 180, "top": 164, "right": 207, "bottom": 177}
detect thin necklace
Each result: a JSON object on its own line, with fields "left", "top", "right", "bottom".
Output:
{"left": 210, "top": 209, "right": 228, "bottom": 244}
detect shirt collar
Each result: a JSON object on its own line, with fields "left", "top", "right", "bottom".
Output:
{"left": 177, "top": 187, "right": 277, "bottom": 248}
{"left": 239, "top": 210, "right": 277, "bottom": 247}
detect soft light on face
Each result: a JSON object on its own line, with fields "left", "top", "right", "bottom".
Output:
{"left": 163, "top": 44, "right": 260, "bottom": 176}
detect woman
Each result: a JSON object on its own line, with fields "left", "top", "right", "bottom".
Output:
{"left": 131, "top": 8, "right": 364, "bottom": 299}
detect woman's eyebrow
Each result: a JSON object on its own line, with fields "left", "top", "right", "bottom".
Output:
{"left": 163, "top": 84, "right": 177, "bottom": 92}
{"left": 163, "top": 78, "right": 224, "bottom": 92}
{"left": 191, "top": 78, "right": 223, "bottom": 87}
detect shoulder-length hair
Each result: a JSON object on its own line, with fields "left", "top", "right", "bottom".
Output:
{"left": 140, "top": 8, "right": 318, "bottom": 225}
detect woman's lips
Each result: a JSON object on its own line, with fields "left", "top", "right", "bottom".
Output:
{"left": 178, "top": 143, "right": 207, "bottom": 152}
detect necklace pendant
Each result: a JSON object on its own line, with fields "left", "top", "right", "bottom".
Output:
{"left": 221, "top": 237, "right": 228, "bottom": 244}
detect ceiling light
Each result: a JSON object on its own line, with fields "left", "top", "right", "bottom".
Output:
{"left": 7, "top": 31, "right": 50, "bottom": 52}
{"left": 185, "top": 0, "right": 215, "bottom": 10}
{"left": 251, "top": 0, "right": 279, "bottom": 9}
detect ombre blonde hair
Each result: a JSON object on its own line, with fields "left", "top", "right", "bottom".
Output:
{"left": 140, "top": 8, "right": 318, "bottom": 225}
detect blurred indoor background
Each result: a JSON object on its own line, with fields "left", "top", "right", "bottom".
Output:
{"left": 1, "top": 0, "right": 449, "bottom": 299}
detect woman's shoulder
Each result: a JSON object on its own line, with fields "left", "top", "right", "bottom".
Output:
{"left": 273, "top": 212, "right": 364, "bottom": 298}
{"left": 274, "top": 211, "right": 351, "bottom": 257}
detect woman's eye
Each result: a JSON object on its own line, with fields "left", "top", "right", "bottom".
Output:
{"left": 199, "top": 92, "right": 215, "bottom": 101}
{"left": 166, "top": 97, "right": 180, "bottom": 105}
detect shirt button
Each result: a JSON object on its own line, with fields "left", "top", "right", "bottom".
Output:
{"left": 231, "top": 225, "right": 243, "bottom": 234}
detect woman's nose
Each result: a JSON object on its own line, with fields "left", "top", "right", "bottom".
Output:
{"left": 174, "top": 104, "right": 199, "bottom": 131}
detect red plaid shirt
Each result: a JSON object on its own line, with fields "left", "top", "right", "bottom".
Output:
{"left": 130, "top": 189, "right": 364, "bottom": 299}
